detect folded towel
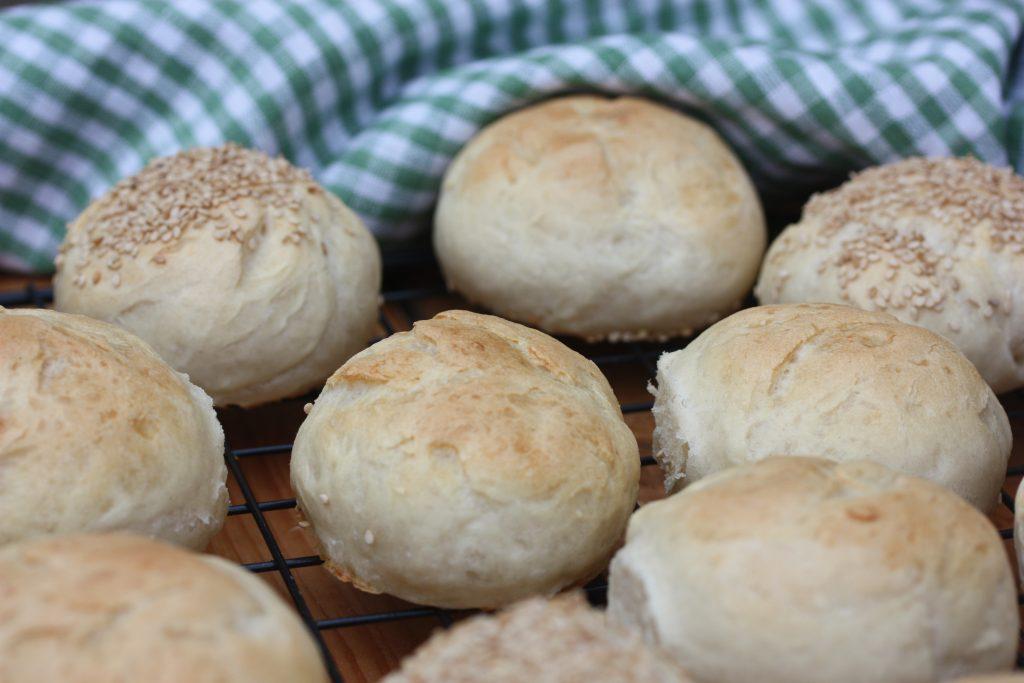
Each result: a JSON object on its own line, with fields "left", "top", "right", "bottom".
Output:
{"left": 1, "top": 0, "right": 1022, "bottom": 272}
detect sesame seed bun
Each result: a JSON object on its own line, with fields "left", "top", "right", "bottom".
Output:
{"left": 382, "top": 593, "right": 691, "bottom": 683}
{"left": 434, "top": 95, "right": 766, "bottom": 342}
{"left": 652, "top": 303, "right": 1011, "bottom": 511}
{"left": 291, "top": 310, "right": 639, "bottom": 609}
{"left": 608, "top": 456, "right": 1019, "bottom": 683}
{"left": 756, "top": 156, "right": 1024, "bottom": 393}
{"left": 0, "top": 533, "right": 327, "bottom": 682}
{"left": 54, "top": 144, "right": 381, "bottom": 407}
{"left": 0, "top": 307, "right": 226, "bottom": 549}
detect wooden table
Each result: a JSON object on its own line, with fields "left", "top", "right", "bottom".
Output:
{"left": 2, "top": 257, "right": 1021, "bottom": 682}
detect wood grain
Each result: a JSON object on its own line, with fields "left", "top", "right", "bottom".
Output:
{"left": 2, "top": 273, "right": 1021, "bottom": 682}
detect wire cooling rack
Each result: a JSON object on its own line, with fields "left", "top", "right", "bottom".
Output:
{"left": 2, "top": 242, "right": 1023, "bottom": 681}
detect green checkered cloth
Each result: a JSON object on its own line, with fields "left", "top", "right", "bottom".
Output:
{"left": 1, "top": 0, "right": 1023, "bottom": 272}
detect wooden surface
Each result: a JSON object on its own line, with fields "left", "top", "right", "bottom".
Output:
{"left": 2, "top": 268, "right": 1022, "bottom": 682}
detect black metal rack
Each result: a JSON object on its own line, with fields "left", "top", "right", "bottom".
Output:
{"left": 2, "top": 243, "right": 1022, "bottom": 682}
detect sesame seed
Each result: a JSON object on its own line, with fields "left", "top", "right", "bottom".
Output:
{"left": 61, "top": 143, "right": 318, "bottom": 283}
{"left": 791, "top": 157, "right": 1024, "bottom": 305}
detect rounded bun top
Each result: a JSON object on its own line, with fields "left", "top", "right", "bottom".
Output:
{"left": 632, "top": 456, "right": 999, "bottom": 549}
{"left": 56, "top": 143, "right": 320, "bottom": 277}
{"left": 675, "top": 302, "right": 980, "bottom": 393}
{"left": 0, "top": 307, "right": 226, "bottom": 549}
{"left": 292, "top": 310, "right": 639, "bottom": 608}
{"left": 328, "top": 307, "right": 619, "bottom": 408}
{"left": 54, "top": 143, "right": 381, "bottom": 407}
{"left": 652, "top": 303, "right": 1011, "bottom": 510}
{"left": 756, "top": 156, "right": 1024, "bottom": 392}
{"left": 441, "top": 96, "right": 758, "bottom": 241}
{"left": 0, "top": 533, "right": 327, "bottom": 683}
{"left": 794, "top": 157, "right": 1024, "bottom": 265}
{"left": 383, "top": 593, "right": 691, "bottom": 683}
{"left": 330, "top": 308, "right": 612, "bottom": 388}
{"left": 434, "top": 95, "right": 765, "bottom": 341}
{"left": 608, "top": 456, "right": 1019, "bottom": 683}
{"left": 319, "top": 309, "right": 626, "bottom": 498}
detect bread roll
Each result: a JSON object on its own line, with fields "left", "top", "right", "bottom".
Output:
{"left": 291, "top": 310, "right": 639, "bottom": 608}
{"left": 383, "top": 593, "right": 691, "bottom": 683}
{"left": 756, "top": 157, "right": 1024, "bottom": 393}
{"left": 0, "top": 307, "right": 226, "bottom": 549}
{"left": 0, "top": 533, "right": 327, "bottom": 682}
{"left": 434, "top": 95, "right": 766, "bottom": 341}
{"left": 608, "top": 456, "right": 1019, "bottom": 683}
{"left": 54, "top": 143, "right": 381, "bottom": 407}
{"left": 652, "top": 303, "right": 1011, "bottom": 510}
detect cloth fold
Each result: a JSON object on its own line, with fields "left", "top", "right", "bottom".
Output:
{"left": 1, "top": 0, "right": 1022, "bottom": 272}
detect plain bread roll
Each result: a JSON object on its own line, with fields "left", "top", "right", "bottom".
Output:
{"left": 435, "top": 95, "right": 766, "bottom": 341}
{"left": 652, "top": 302, "right": 1011, "bottom": 510}
{"left": 0, "top": 533, "right": 327, "bottom": 682}
{"left": 291, "top": 310, "right": 639, "bottom": 608}
{"left": 0, "top": 306, "right": 226, "bottom": 549}
{"left": 607, "top": 456, "right": 1019, "bottom": 683}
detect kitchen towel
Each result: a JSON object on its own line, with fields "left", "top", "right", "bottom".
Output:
{"left": 1, "top": 0, "right": 1022, "bottom": 271}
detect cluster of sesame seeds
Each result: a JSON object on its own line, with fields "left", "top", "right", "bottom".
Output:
{"left": 797, "top": 157, "right": 1024, "bottom": 319}
{"left": 834, "top": 228, "right": 949, "bottom": 318}
{"left": 807, "top": 157, "right": 1024, "bottom": 246}
{"left": 59, "top": 143, "right": 320, "bottom": 287}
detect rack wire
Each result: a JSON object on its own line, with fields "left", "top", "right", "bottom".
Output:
{"left": 2, "top": 242, "right": 1022, "bottom": 681}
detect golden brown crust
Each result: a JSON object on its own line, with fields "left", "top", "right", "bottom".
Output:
{"left": 0, "top": 533, "right": 328, "bottom": 682}
{"left": 652, "top": 457, "right": 996, "bottom": 549}
{"left": 333, "top": 310, "right": 610, "bottom": 393}
{"left": 292, "top": 310, "right": 639, "bottom": 608}
{"left": 609, "top": 457, "right": 1019, "bottom": 683}
{"left": 435, "top": 95, "right": 765, "bottom": 340}
{"left": 323, "top": 559, "right": 384, "bottom": 594}
{"left": 323, "top": 310, "right": 626, "bottom": 497}
{"left": 0, "top": 307, "right": 226, "bottom": 549}
{"left": 652, "top": 303, "right": 1011, "bottom": 510}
